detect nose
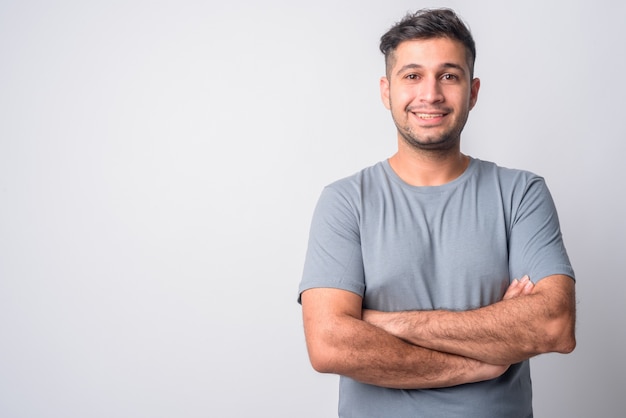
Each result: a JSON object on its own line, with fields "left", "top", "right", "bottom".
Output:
{"left": 417, "top": 78, "right": 444, "bottom": 104}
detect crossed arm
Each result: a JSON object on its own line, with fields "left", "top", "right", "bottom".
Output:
{"left": 301, "top": 274, "right": 576, "bottom": 389}
{"left": 362, "top": 274, "right": 575, "bottom": 365}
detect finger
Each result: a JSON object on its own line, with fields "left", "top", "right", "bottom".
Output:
{"left": 521, "top": 276, "right": 535, "bottom": 294}
{"left": 503, "top": 279, "right": 523, "bottom": 300}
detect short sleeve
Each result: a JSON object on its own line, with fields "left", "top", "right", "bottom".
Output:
{"left": 298, "top": 186, "right": 366, "bottom": 302}
{"left": 508, "top": 177, "right": 575, "bottom": 283}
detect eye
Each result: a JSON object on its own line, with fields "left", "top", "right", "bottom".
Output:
{"left": 441, "top": 73, "right": 459, "bottom": 82}
{"left": 405, "top": 74, "right": 419, "bottom": 80}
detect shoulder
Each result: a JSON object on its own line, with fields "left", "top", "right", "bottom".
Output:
{"left": 472, "top": 158, "right": 547, "bottom": 194}
{"left": 322, "top": 161, "right": 388, "bottom": 200}
{"left": 473, "top": 158, "right": 541, "bottom": 182}
{"left": 311, "top": 161, "right": 390, "bottom": 226}
{"left": 471, "top": 159, "right": 559, "bottom": 227}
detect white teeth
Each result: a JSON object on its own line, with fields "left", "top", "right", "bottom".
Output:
{"left": 417, "top": 113, "right": 443, "bottom": 119}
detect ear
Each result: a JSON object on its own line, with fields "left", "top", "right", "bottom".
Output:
{"left": 469, "top": 77, "right": 480, "bottom": 110}
{"left": 380, "top": 76, "right": 391, "bottom": 110}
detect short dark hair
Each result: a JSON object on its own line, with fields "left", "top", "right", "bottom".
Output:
{"left": 380, "top": 8, "right": 476, "bottom": 77}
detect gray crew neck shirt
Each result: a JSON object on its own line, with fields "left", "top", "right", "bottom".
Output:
{"left": 299, "top": 157, "right": 574, "bottom": 418}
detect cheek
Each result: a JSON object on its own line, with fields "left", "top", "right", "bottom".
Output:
{"left": 390, "top": 88, "right": 413, "bottom": 109}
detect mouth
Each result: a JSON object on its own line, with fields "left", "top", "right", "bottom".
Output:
{"left": 406, "top": 107, "right": 450, "bottom": 122}
{"left": 415, "top": 113, "right": 445, "bottom": 120}
{"left": 410, "top": 111, "right": 449, "bottom": 125}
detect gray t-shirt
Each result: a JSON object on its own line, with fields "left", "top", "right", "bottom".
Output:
{"left": 299, "top": 157, "right": 574, "bottom": 418}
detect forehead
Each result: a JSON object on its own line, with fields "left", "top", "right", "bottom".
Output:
{"left": 390, "top": 37, "right": 469, "bottom": 74}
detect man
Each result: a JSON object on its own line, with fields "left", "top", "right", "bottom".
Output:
{"left": 298, "top": 8, "right": 576, "bottom": 418}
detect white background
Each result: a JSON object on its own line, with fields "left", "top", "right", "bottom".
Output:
{"left": 1, "top": 0, "right": 624, "bottom": 417}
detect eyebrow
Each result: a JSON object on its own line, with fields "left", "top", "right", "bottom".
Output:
{"left": 395, "top": 63, "right": 467, "bottom": 77}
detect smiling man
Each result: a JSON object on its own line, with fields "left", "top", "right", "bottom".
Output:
{"left": 383, "top": 37, "right": 478, "bottom": 154}
{"left": 298, "top": 8, "right": 576, "bottom": 418}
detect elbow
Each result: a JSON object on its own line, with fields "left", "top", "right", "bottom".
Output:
{"left": 537, "top": 275, "right": 577, "bottom": 355}
{"left": 554, "top": 309, "right": 577, "bottom": 354}
{"left": 541, "top": 315, "right": 576, "bottom": 355}
{"left": 555, "top": 329, "right": 576, "bottom": 354}
{"left": 306, "top": 340, "right": 328, "bottom": 372}
{"left": 306, "top": 342, "right": 339, "bottom": 374}
{"left": 304, "top": 326, "right": 342, "bottom": 374}
{"left": 308, "top": 352, "right": 333, "bottom": 374}
{"left": 546, "top": 330, "right": 576, "bottom": 354}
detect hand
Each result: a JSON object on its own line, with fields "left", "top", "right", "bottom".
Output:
{"left": 503, "top": 275, "right": 534, "bottom": 300}
{"left": 468, "top": 358, "right": 511, "bottom": 382}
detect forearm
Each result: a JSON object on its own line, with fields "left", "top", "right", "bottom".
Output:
{"left": 308, "top": 316, "right": 504, "bottom": 389}
{"left": 363, "top": 275, "right": 576, "bottom": 365}
{"left": 365, "top": 301, "right": 532, "bottom": 365}
{"left": 302, "top": 293, "right": 507, "bottom": 389}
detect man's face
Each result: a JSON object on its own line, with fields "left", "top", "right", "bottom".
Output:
{"left": 380, "top": 37, "right": 480, "bottom": 152}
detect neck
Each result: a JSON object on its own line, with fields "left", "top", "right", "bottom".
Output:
{"left": 388, "top": 142, "right": 469, "bottom": 187}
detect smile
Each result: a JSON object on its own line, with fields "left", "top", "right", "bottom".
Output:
{"left": 416, "top": 113, "right": 444, "bottom": 119}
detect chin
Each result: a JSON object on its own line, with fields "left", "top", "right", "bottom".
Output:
{"left": 401, "top": 133, "right": 459, "bottom": 152}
